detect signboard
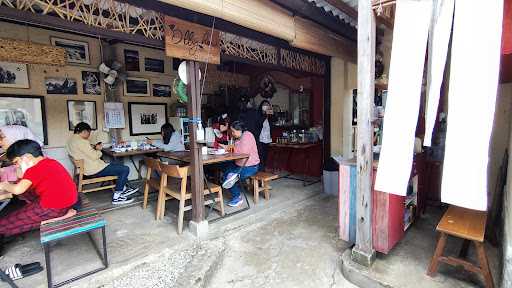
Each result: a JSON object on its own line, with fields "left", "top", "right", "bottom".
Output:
{"left": 164, "top": 16, "right": 220, "bottom": 64}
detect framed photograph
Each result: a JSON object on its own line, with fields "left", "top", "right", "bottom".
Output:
{"left": 128, "top": 102, "right": 168, "bottom": 136}
{"left": 67, "top": 100, "right": 97, "bottom": 131}
{"left": 124, "top": 49, "right": 140, "bottom": 71}
{"left": 145, "top": 58, "right": 165, "bottom": 73}
{"left": 82, "top": 71, "right": 101, "bottom": 95}
{"left": 0, "top": 62, "right": 29, "bottom": 88}
{"left": 0, "top": 95, "right": 48, "bottom": 145}
{"left": 45, "top": 77, "right": 77, "bottom": 95}
{"left": 50, "top": 37, "right": 90, "bottom": 65}
{"left": 124, "top": 77, "right": 150, "bottom": 97}
{"left": 152, "top": 84, "right": 172, "bottom": 97}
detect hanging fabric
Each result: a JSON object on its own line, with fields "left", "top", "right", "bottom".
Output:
{"left": 423, "top": 0, "right": 455, "bottom": 147}
{"left": 375, "top": 0, "right": 432, "bottom": 196}
{"left": 441, "top": 0, "right": 503, "bottom": 211}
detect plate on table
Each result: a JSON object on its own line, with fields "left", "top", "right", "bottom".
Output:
{"left": 208, "top": 148, "right": 227, "bottom": 155}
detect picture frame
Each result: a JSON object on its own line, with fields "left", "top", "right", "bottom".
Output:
{"left": 152, "top": 84, "right": 172, "bottom": 97}
{"left": 144, "top": 58, "right": 165, "bottom": 73}
{"left": 81, "top": 71, "right": 102, "bottom": 95}
{"left": 0, "top": 62, "right": 29, "bottom": 88}
{"left": 128, "top": 102, "right": 168, "bottom": 136}
{"left": 45, "top": 77, "right": 78, "bottom": 95}
{"left": 124, "top": 49, "right": 140, "bottom": 72}
{"left": 0, "top": 95, "right": 48, "bottom": 145}
{"left": 67, "top": 100, "right": 97, "bottom": 131}
{"left": 50, "top": 37, "right": 90, "bottom": 65}
{"left": 124, "top": 77, "right": 150, "bottom": 97}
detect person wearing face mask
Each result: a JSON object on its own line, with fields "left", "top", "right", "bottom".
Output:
{"left": 0, "top": 140, "right": 78, "bottom": 256}
{"left": 66, "top": 122, "right": 137, "bottom": 205}
{"left": 220, "top": 121, "right": 260, "bottom": 207}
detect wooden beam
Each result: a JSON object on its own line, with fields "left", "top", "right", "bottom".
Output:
{"left": 324, "top": 0, "right": 357, "bottom": 19}
{"left": 270, "top": 0, "right": 357, "bottom": 41}
{"left": 352, "top": 0, "right": 376, "bottom": 267}
{"left": 186, "top": 61, "right": 205, "bottom": 222}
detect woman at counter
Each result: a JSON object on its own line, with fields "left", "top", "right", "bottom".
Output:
{"left": 258, "top": 100, "right": 273, "bottom": 171}
{"left": 146, "top": 123, "right": 185, "bottom": 152}
{"left": 221, "top": 121, "right": 260, "bottom": 207}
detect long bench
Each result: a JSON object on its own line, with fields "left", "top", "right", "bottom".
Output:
{"left": 40, "top": 194, "right": 108, "bottom": 288}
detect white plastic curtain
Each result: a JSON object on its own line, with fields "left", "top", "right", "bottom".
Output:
{"left": 375, "top": 0, "right": 432, "bottom": 196}
{"left": 423, "top": 0, "right": 455, "bottom": 147}
{"left": 441, "top": 0, "right": 503, "bottom": 211}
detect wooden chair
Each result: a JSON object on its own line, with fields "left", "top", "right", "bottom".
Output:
{"left": 250, "top": 171, "right": 279, "bottom": 204}
{"left": 70, "top": 158, "right": 117, "bottom": 193}
{"left": 158, "top": 163, "right": 225, "bottom": 234}
{"left": 142, "top": 157, "right": 163, "bottom": 215}
{"left": 427, "top": 206, "right": 493, "bottom": 288}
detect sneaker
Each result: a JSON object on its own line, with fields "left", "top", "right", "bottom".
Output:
{"left": 121, "top": 187, "right": 139, "bottom": 197}
{"left": 227, "top": 196, "right": 243, "bottom": 207}
{"left": 112, "top": 196, "right": 135, "bottom": 205}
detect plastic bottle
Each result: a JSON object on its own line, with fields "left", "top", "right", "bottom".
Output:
{"left": 197, "top": 121, "right": 205, "bottom": 142}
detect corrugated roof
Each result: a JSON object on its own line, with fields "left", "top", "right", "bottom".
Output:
{"left": 307, "top": 0, "right": 358, "bottom": 27}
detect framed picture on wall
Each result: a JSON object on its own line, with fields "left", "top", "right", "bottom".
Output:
{"left": 0, "top": 95, "right": 48, "bottom": 145}
{"left": 45, "top": 77, "right": 78, "bottom": 95}
{"left": 124, "top": 77, "right": 150, "bottom": 96}
{"left": 50, "top": 37, "right": 90, "bottom": 65}
{"left": 67, "top": 100, "right": 97, "bottom": 131}
{"left": 124, "top": 49, "right": 140, "bottom": 71}
{"left": 82, "top": 71, "right": 101, "bottom": 95}
{"left": 144, "top": 58, "right": 165, "bottom": 73}
{"left": 128, "top": 102, "right": 168, "bottom": 135}
{"left": 152, "top": 84, "right": 172, "bottom": 97}
{"left": 0, "top": 62, "right": 29, "bottom": 88}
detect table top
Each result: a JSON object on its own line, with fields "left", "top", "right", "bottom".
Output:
{"left": 269, "top": 142, "right": 320, "bottom": 149}
{"left": 158, "top": 151, "right": 249, "bottom": 165}
{"left": 102, "top": 147, "right": 163, "bottom": 157}
{"left": 437, "top": 206, "right": 487, "bottom": 242}
{"left": 0, "top": 190, "right": 12, "bottom": 201}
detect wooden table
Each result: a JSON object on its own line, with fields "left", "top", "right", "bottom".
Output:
{"left": 157, "top": 151, "right": 251, "bottom": 220}
{"left": 269, "top": 142, "right": 321, "bottom": 186}
{"left": 102, "top": 147, "right": 163, "bottom": 179}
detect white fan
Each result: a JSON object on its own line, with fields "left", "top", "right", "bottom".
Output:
{"left": 98, "top": 61, "right": 126, "bottom": 86}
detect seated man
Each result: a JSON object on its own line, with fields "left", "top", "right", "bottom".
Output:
{"left": 66, "top": 122, "right": 137, "bottom": 205}
{"left": 0, "top": 140, "right": 78, "bottom": 256}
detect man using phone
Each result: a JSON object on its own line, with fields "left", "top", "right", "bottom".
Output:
{"left": 66, "top": 122, "right": 137, "bottom": 205}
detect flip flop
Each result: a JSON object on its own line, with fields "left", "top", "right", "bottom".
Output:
{"left": 4, "top": 262, "right": 43, "bottom": 281}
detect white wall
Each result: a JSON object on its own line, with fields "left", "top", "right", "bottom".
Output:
{"left": 501, "top": 83, "right": 512, "bottom": 288}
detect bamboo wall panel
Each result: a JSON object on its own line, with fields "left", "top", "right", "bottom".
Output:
{"left": 280, "top": 49, "right": 326, "bottom": 75}
{"left": 0, "top": 38, "right": 67, "bottom": 65}
{"left": 220, "top": 32, "right": 277, "bottom": 65}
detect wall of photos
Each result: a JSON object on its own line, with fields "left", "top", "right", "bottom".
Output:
{"left": 0, "top": 21, "right": 250, "bottom": 149}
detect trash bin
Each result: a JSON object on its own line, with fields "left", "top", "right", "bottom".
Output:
{"left": 323, "top": 156, "right": 342, "bottom": 195}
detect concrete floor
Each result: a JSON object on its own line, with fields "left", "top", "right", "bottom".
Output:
{"left": 2, "top": 178, "right": 355, "bottom": 288}
{"left": 341, "top": 206, "right": 500, "bottom": 288}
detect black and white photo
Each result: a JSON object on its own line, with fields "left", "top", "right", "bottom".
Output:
{"left": 0, "top": 95, "right": 48, "bottom": 144}
{"left": 124, "top": 49, "right": 140, "bottom": 71}
{"left": 67, "top": 100, "right": 97, "bottom": 131}
{"left": 45, "top": 77, "right": 78, "bottom": 95}
{"left": 128, "top": 102, "right": 168, "bottom": 135}
{"left": 124, "top": 77, "right": 150, "bottom": 96}
{"left": 144, "top": 58, "right": 165, "bottom": 73}
{"left": 152, "top": 84, "right": 172, "bottom": 97}
{"left": 0, "top": 62, "right": 29, "bottom": 88}
{"left": 51, "top": 37, "right": 90, "bottom": 65}
{"left": 82, "top": 71, "right": 101, "bottom": 95}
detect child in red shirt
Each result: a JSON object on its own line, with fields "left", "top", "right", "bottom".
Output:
{"left": 0, "top": 139, "right": 78, "bottom": 255}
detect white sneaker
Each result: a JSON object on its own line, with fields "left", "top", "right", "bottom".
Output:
{"left": 112, "top": 196, "right": 135, "bottom": 205}
{"left": 121, "top": 187, "right": 139, "bottom": 197}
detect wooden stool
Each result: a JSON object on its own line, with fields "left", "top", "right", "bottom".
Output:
{"left": 250, "top": 172, "right": 278, "bottom": 204}
{"left": 427, "top": 206, "right": 493, "bottom": 288}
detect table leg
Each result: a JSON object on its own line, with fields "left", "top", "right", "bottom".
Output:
{"left": 129, "top": 156, "right": 142, "bottom": 179}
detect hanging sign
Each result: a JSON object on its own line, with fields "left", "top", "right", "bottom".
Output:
{"left": 164, "top": 16, "right": 220, "bottom": 64}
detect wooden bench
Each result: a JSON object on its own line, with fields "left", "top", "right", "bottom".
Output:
{"left": 427, "top": 206, "right": 493, "bottom": 288}
{"left": 40, "top": 194, "right": 108, "bottom": 288}
{"left": 250, "top": 172, "right": 279, "bottom": 204}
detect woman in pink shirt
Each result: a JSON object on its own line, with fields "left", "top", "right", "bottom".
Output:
{"left": 220, "top": 121, "right": 260, "bottom": 207}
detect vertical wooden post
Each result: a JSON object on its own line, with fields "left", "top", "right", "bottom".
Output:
{"left": 352, "top": 0, "right": 376, "bottom": 267}
{"left": 186, "top": 61, "right": 205, "bottom": 222}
